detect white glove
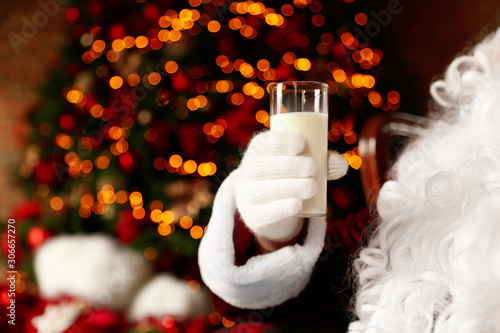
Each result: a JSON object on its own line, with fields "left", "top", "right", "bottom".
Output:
{"left": 234, "top": 130, "right": 348, "bottom": 242}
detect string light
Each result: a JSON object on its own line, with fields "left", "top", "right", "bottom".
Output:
{"left": 123, "top": 36, "right": 135, "bottom": 48}
{"left": 343, "top": 149, "right": 363, "bottom": 169}
{"left": 112, "top": 191, "right": 126, "bottom": 204}
{"left": 190, "top": 225, "right": 204, "bottom": 239}
{"left": 189, "top": 0, "right": 202, "bottom": 6}
{"left": 66, "top": 89, "right": 83, "bottom": 104}
{"left": 255, "top": 110, "right": 270, "bottom": 128}
{"left": 95, "top": 155, "right": 110, "bottom": 169}
{"left": 294, "top": 58, "right": 311, "bottom": 71}
{"left": 209, "top": 312, "right": 223, "bottom": 325}
{"left": 207, "top": 20, "right": 221, "bottom": 33}
{"left": 50, "top": 196, "right": 64, "bottom": 211}
{"left": 162, "top": 210, "right": 175, "bottom": 224}
{"left": 222, "top": 317, "right": 235, "bottom": 328}
{"left": 387, "top": 90, "right": 401, "bottom": 104}
{"left": 130, "top": 191, "right": 143, "bottom": 207}
{"left": 368, "top": 91, "right": 383, "bottom": 107}
{"left": 229, "top": 92, "right": 245, "bottom": 105}
{"left": 355, "top": 13, "right": 368, "bottom": 25}
{"left": 92, "top": 40, "right": 106, "bottom": 53}
{"left": 109, "top": 76, "right": 123, "bottom": 89}
{"left": 187, "top": 280, "right": 201, "bottom": 293}
{"left": 183, "top": 160, "right": 197, "bottom": 174}
{"left": 180, "top": 216, "right": 194, "bottom": 229}
{"left": 144, "top": 247, "right": 158, "bottom": 260}
{"left": 281, "top": 4, "right": 294, "bottom": 16}
{"left": 281, "top": 51, "right": 296, "bottom": 65}
{"left": 164, "top": 61, "right": 179, "bottom": 73}
{"left": 148, "top": 72, "right": 162, "bottom": 85}
{"left": 333, "top": 68, "right": 347, "bottom": 82}
{"left": 169, "top": 154, "right": 183, "bottom": 168}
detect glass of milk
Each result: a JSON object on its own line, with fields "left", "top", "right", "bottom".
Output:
{"left": 269, "top": 81, "right": 328, "bottom": 218}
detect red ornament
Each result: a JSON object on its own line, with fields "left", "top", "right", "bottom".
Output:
{"left": 27, "top": 226, "right": 51, "bottom": 249}
{"left": 118, "top": 152, "right": 136, "bottom": 174}
{"left": 115, "top": 210, "right": 148, "bottom": 244}
{"left": 10, "top": 200, "right": 41, "bottom": 221}
{"left": 33, "top": 158, "right": 61, "bottom": 187}
{"left": 60, "top": 114, "right": 75, "bottom": 131}
{"left": 171, "top": 74, "right": 190, "bottom": 92}
{"left": 143, "top": 4, "right": 160, "bottom": 22}
{"left": 66, "top": 7, "right": 79, "bottom": 22}
{"left": 109, "top": 24, "right": 126, "bottom": 40}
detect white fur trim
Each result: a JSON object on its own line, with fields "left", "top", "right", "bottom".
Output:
{"left": 198, "top": 172, "right": 327, "bottom": 309}
{"left": 34, "top": 234, "right": 152, "bottom": 311}
{"left": 31, "top": 301, "right": 84, "bottom": 333}
{"left": 127, "top": 274, "right": 210, "bottom": 322}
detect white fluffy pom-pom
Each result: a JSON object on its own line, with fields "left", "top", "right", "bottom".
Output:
{"left": 127, "top": 274, "right": 210, "bottom": 322}
{"left": 31, "top": 301, "right": 84, "bottom": 333}
{"left": 34, "top": 234, "right": 152, "bottom": 311}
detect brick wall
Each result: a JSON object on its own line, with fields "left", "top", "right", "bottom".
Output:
{"left": 0, "top": 0, "right": 67, "bottom": 219}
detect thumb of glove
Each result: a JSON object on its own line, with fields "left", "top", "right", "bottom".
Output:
{"left": 327, "top": 151, "right": 348, "bottom": 181}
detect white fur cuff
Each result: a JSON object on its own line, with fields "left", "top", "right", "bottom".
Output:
{"left": 198, "top": 172, "right": 327, "bottom": 309}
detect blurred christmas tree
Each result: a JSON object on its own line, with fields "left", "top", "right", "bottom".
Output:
{"left": 2, "top": 0, "right": 400, "bottom": 331}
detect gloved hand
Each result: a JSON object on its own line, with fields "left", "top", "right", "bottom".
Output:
{"left": 234, "top": 130, "right": 348, "bottom": 242}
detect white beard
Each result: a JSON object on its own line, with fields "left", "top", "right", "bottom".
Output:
{"left": 350, "top": 28, "right": 500, "bottom": 333}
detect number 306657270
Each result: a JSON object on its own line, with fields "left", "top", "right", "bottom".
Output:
{"left": 7, "top": 219, "right": 16, "bottom": 268}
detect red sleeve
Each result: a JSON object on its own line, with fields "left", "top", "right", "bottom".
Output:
{"left": 210, "top": 208, "right": 374, "bottom": 326}
{"left": 232, "top": 212, "right": 310, "bottom": 265}
{"left": 210, "top": 212, "right": 311, "bottom": 319}
{"left": 233, "top": 211, "right": 255, "bottom": 266}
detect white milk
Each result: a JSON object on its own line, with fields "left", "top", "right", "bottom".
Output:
{"left": 270, "top": 112, "right": 328, "bottom": 217}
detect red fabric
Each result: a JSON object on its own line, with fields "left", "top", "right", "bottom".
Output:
{"left": 233, "top": 212, "right": 255, "bottom": 266}
{"left": 211, "top": 207, "right": 373, "bottom": 332}
{"left": 64, "top": 308, "right": 129, "bottom": 333}
{"left": 328, "top": 207, "right": 373, "bottom": 255}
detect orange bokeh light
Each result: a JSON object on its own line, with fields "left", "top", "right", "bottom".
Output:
{"left": 109, "top": 76, "right": 123, "bottom": 89}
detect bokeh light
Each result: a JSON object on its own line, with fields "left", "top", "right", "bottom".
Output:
{"left": 109, "top": 76, "right": 123, "bottom": 89}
